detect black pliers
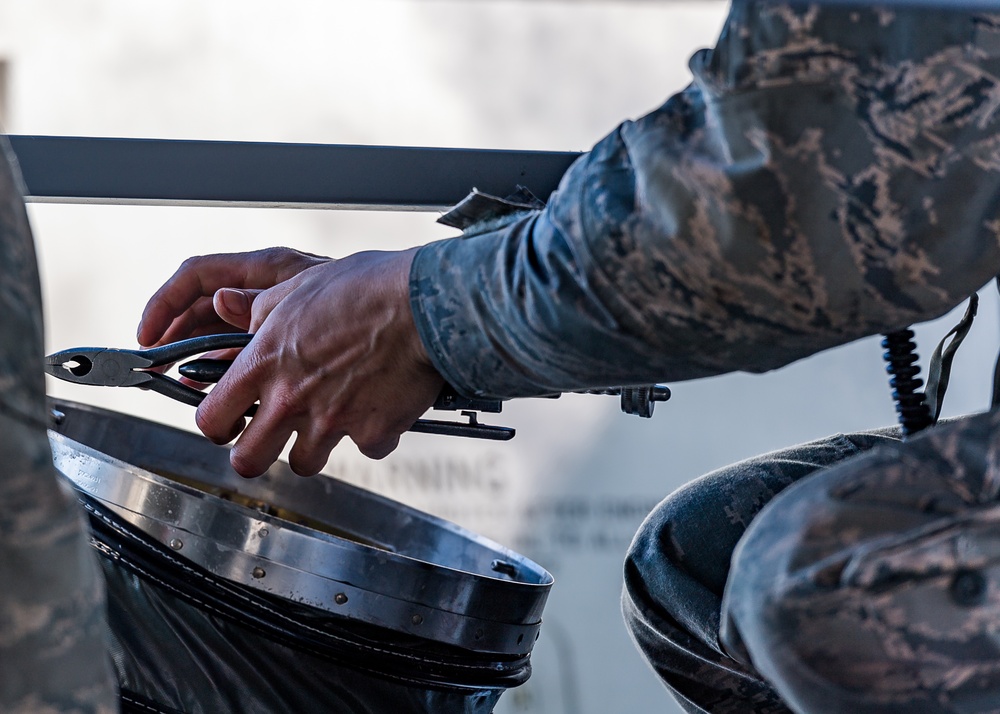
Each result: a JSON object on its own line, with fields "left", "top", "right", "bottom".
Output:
{"left": 45, "top": 333, "right": 256, "bottom": 411}
{"left": 44, "top": 333, "right": 516, "bottom": 440}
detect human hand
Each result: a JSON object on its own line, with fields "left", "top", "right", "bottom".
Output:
{"left": 137, "top": 247, "right": 330, "bottom": 347}
{"left": 193, "top": 248, "right": 444, "bottom": 477}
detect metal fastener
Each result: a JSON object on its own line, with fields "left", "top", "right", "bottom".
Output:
{"left": 951, "top": 570, "right": 988, "bottom": 607}
{"left": 169, "top": 538, "right": 183, "bottom": 550}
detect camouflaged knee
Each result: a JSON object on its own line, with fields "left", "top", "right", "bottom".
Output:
{"left": 0, "top": 139, "right": 116, "bottom": 712}
{"left": 722, "top": 409, "right": 1000, "bottom": 714}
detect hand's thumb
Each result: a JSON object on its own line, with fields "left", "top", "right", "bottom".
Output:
{"left": 213, "top": 288, "right": 262, "bottom": 331}
{"left": 244, "top": 273, "right": 307, "bottom": 332}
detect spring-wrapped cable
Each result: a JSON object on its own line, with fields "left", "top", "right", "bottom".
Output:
{"left": 881, "top": 328, "right": 932, "bottom": 437}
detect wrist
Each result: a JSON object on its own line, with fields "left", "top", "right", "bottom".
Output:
{"left": 395, "top": 247, "right": 439, "bottom": 377}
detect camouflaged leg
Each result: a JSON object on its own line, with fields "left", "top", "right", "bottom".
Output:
{"left": 0, "top": 139, "right": 116, "bottom": 713}
{"left": 622, "top": 427, "right": 900, "bottom": 713}
{"left": 723, "top": 409, "right": 1000, "bottom": 714}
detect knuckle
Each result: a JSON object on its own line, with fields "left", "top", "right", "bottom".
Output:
{"left": 179, "top": 254, "right": 211, "bottom": 272}
{"left": 357, "top": 440, "right": 397, "bottom": 461}
{"left": 352, "top": 426, "right": 398, "bottom": 460}
{"left": 258, "top": 246, "right": 300, "bottom": 270}
{"left": 194, "top": 408, "right": 226, "bottom": 443}
{"left": 230, "top": 450, "right": 264, "bottom": 479}
{"left": 249, "top": 290, "right": 283, "bottom": 327}
{"left": 289, "top": 427, "right": 342, "bottom": 477}
{"left": 257, "top": 246, "right": 288, "bottom": 262}
{"left": 260, "top": 246, "right": 325, "bottom": 277}
{"left": 289, "top": 455, "right": 322, "bottom": 477}
{"left": 253, "top": 286, "right": 278, "bottom": 310}
{"left": 260, "top": 388, "right": 304, "bottom": 425}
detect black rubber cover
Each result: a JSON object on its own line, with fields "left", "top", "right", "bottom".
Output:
{"left": 80, "top": 493, "right": 525, "bottom": 714}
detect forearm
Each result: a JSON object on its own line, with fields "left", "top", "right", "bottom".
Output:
{"left": 410, "top": 170, "right": 701, "bottom": 399}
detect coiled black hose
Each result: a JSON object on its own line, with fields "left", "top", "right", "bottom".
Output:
{"left": 881, "top": 328, "right": 932, "bottom": 437}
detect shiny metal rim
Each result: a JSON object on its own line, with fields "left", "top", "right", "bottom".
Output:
{"left": 48, "top": 399, "right": 552, "bottom": 656}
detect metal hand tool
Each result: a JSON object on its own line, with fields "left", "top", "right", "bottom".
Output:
{"left": 45, "top": 333, "right": 516, "bottom": 440}
{"left": 45, "top": 333, "right": 257, "bottom": 411}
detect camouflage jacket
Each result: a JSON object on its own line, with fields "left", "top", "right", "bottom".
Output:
{"left": 410, "top": 2, "right": 1000, "bottom": 400}
{"left": 0, "top": 140, "right": 116, "bottom": 711}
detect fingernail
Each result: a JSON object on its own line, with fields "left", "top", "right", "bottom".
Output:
{"left": 219, "top": 288, "right": 250, "bottom": 316}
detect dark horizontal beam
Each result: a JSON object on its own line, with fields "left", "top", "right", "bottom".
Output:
{"left": 6, "top": 135, "right": 581, "bottom": 211}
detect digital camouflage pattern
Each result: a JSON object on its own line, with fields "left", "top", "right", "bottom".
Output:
{"left": 723, "top": 410, "right": 1000, "bottom": 714}
{"left": 0, "top": 139, "right": 116, "bottom": 712}
{"left": 410, "top": 2, "right": 1000, "bottom": 713}
{"left": 410, "top": 3, "right": 1000, "bottom": 399}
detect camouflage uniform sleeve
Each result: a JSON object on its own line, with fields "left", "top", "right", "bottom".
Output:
{"left": 0, "top": 138, "right": 117, "bottom": 711}
{"left": 410, "top": 2, "right": 1000, "bottom": 399}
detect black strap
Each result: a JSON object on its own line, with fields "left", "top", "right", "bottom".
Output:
{"left": 993, "top": 277, "right": 1000, "bottom": 409}
{"left": 924, "top": 293, "right": 979, "bottom": 423}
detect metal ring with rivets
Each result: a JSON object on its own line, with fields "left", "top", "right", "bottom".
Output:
{"left": 48, "top": 399, "right": 552, "bottom": 656}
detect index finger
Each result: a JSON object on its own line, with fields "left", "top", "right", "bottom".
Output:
{"left": 194, "top": 337, "right": 268, "bottom": 445}
{"left": 138, "top": 248, "right": 331, "bottom": 346}
{"left": 139, "top": 254, "right": 253, "bottom": 346}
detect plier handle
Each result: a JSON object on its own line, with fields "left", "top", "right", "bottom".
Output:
{"left": 45, "top": 333, "right": 254, "bottom": 411}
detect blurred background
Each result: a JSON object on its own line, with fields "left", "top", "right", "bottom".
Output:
{"left": 2, "top": 1, "right": 998, "bottom": 711}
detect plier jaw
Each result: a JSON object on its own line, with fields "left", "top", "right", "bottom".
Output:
{"left": 45, "top": 334, "right": 255, "bottom": 409}
{"left": 45, "top": 347, "right": 153, "bottom": 388}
